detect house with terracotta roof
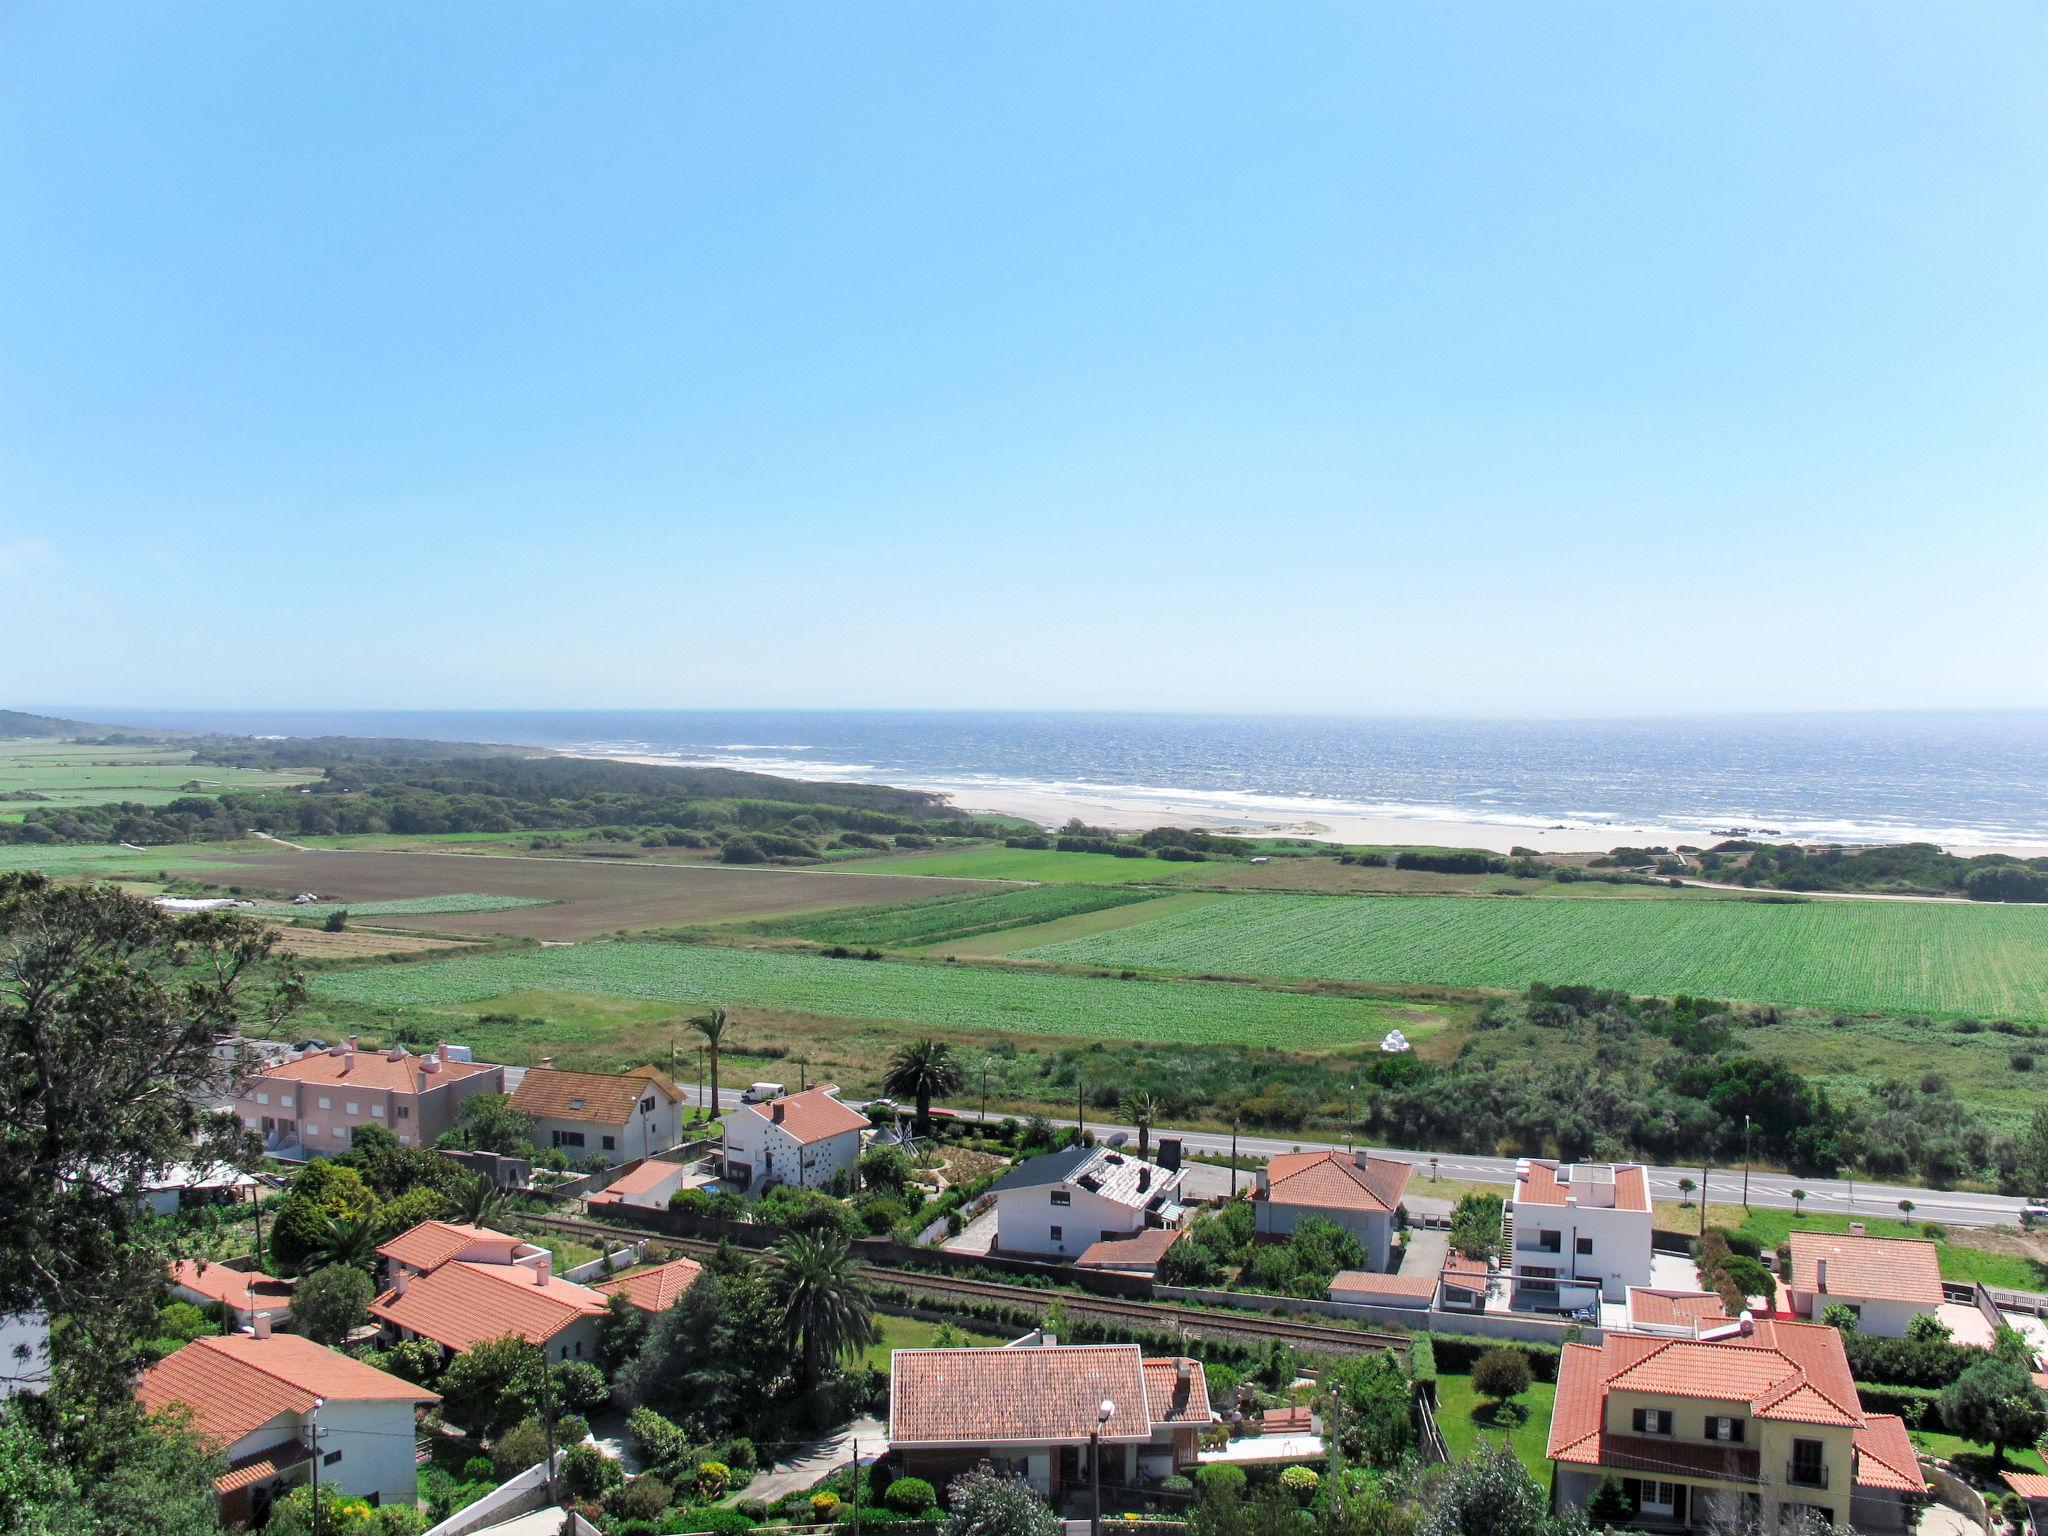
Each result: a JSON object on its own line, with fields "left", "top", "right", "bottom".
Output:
{"left": 138, "top": 1325, "right": 438, "bottom": 1527}
{"left": 1626, "top": 1288, "right": 1732, "bottom": 1338}
{"left": 888, "top": 1341, "right": 1211, "bottom": 1499}
{"left": 990, "top": 1144, "right": 1189, "bottom": 1260}
{"left": 592, "top": 1256, "right": 704, "bottom": 1314}
{"left": 508, "top": 1063, "right": 686, "bottom": 1167}
{"left": 169, "top": 1259, "right": 295, "bottom": 1331}
{"left": 1783, "top": 1228, "right": 1943, "bottom": 1338}
{"left": 1327, "top": 1268, "right": 1439, "bottom": 1311}
{"left": 1075, "top": 1227, "right": 1184, "bottom": 1276}
{"left": 1507, "top": 1158, "right": 1653, "bottom": 1310}
{"left": 586, "top": 1156, "right": 695, "bottom": 1212}
{"left": 721, "top": 1085, "right": 870, "bottom": 1194}
{"left": 1253, "top": 1150, "right": 1411, "bottom": 1271}
{"left": 1548, "top": 1315, "right": 1924, "bottom": 1534}
{"left": 234, "top": 1038, "right": 503, "bottom": 1159}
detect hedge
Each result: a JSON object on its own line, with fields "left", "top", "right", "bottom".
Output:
{"left": 1853, "top": 1381, "right": 1946, "bottom": 1432}
{"left": 1409, "top": 1335, "right": 1439, "bottom": 1405}
{"left": 1843, "top": 1333, "right": 1979, "bottom": 1389}
{"left": 1428, "top": 1334, "right": 1562, "bottom": 1383}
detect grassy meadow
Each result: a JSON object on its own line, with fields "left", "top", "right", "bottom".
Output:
{"left": 843, "top": 845, "right": 1208, "bottom": 885}
{"left": 1020, "top": 891, "right": 2048, "bottom": 1021}
{"left": 0, "top": 740, "right": 319, "bottom": 815}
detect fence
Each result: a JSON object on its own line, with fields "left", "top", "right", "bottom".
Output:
{"left": 1155, "top": 1284, "right": 1601, "bottom": 1345}
{"left": 421, "top": 1452, "right": 564, "bottom": 1536}
{"left": 1919, "top": 1459, "right": 1991, "bottom": 1534}
{"left": 561, "top": 1241, "right": 644, "bottom": 1283}
{"left": 1414, "top": 1389, "right": 1449, "bottom": 1465}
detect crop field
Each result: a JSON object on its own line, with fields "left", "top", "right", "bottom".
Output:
{"left": 242, "top": 893, "right": 551, "bottom": 918}
{"left": 843, "top": 845, "right": 1208, "bottom": 885}
{"left": 1020, "top": 892, "right": 2048, "bottom": 1020}
{"left": 170, "top": 848, "right": 998, "bottom": 939}
{"left": 737, "top": 884, "right": 1161, "bottom": 948}
{"left": 312, "top": 940, "right": 1444, "bottom": 1049}
{"left": 262, "top": 926, "right": 472, "bottom": 960}
{"left": 0, "top": 842, "right": 267, "bottom": 877}
{"left": 0, "top": 741, "right": 319, "bottom": 808}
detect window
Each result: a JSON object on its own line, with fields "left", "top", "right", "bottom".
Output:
{"left": 602, "top": 1136, "right": 615, "bottom": 1151}
{"left": 256, "top": 1092, "right": 270, "bottom": 1105}
{"left": 1575, "top": 1236, "right": 1594, "bottom": 1256}
{"left": 553, "top": 1130, "right": 586, "bottom": 1149}
{"left": 345, "top": 1102, "right": 359, "bottom": 1116}
{"left": 371, "top": 1104, "right": 385, "bottom": 1118}
{"left": 1050, "top": 1189, "right": 1071, "bottom": 1207}
{"left": 1631, "top": 1408, "right": 1675, "bottom": 1436}
{"left": 279, "top": 1095, "right": 293, "bottom": 1108}
{"left": 1049, "top": 1225, "right": 1063, "bottom": 1242}
{"left": 1537, "top": 1229, "right": 1562, "bottom": 1253}
{"left": 318, "top": 1096, "right": 332, "bottom": 1110}
{"left": 323, "top": 1451, "right": 342, "bottom": 1467}
{"left": 305, "top": 1123, "right": 321, "bottom": 1136}
{"left": 1706, "top": 1416, "right": 1745, "bottom": 1443}
{"left": 397, "top": 1106, "right": 410, "bottom": 1120}
{"left": 1789, "top": 1439, "right": 1827, "bottom": 1487}
{"left": 641, "top": 1097, "right": 656, "bottom": 1114}
{"left": 1639, "top": 1482, "right": 1677, "bottom": 1516}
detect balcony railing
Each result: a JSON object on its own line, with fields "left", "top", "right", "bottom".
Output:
{"left": 1785, "top": 1462, "right": 1829, "bottom": 1490}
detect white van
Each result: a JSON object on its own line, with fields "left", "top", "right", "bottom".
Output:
{"left": 739, "top": 1082, "right": 785, "bottom": 1104}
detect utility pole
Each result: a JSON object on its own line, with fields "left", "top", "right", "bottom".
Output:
{"left": 696, "top": 1045, "right": 705, "bottom": 1122}
{"left": 250, "top": 1181, "right": 264, "bottom": 1265}
{"left": 307, "top": 1398, "right": 324, "bottom": 1536}
{"left": 1742, "top": 1115, "right": 1753, "bottom": 1210}
{"left": 538, "top": 1340, "right": 558, "bottom": 1503}
{"left": 1699, "top": 1164, "right": 1709, "bottom": 1237}
{"left": 850, "top": 1438, "right": 861, "bottom": 1536}
{"left": 980, "top": 1058, "right": 993, "bottom": 1125}
{"left": 1077, "top": 1078, "right": 1085, "bottom": 1140}
{"left": 1347, "top": 1083, "right": 1357, "bottom": 1153}
{"left": 1229, "top": 1114, "right": 1240, "bottom": 1200}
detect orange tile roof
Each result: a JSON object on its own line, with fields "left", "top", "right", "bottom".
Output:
{"left": 1076, "top": 1229, "right": 1184, "bottom": 1270}
{"left": 215, "top": 1441, "right": 314, "bottom": 1493}
{"left": 592, "top": 1257, "right": 704, "bottom": 1314}
{"left": 1329, "top": 1269, "right": 1438, "bottom": 1300}
{"left": 372, "top": 1259, "right": 606, "bottom": 1349}
{"left": 1142, "top": 1358, "right": 1213, "bottom": 1426}
{"left": 587, "top": 1159, "right": 688, "bottom": 1202}
{"left": 1855, "top": 1414, "right": 1924, "bottom": 1493}
{"left": 1548, "top": 1319, "right": 1884, "bottom": 1474}
{"left": 890, "top": 1345, "right": 1155, "bottom": 1446}
{"left": 1626, "top": 1288, "right": 1730, "bottom": 1329}
{"left": 250, "top": 1047, "right": 495, "bottom": 1096}
{"left": 376, "top": 1221, "right": 521, "bottom": 1272}
{"left": 1262, "top": 1151, "right": 1410, "bottom": 1215}
{"left": 509, "top": 1065, "right": 681, "bottom": 1125}
{"left": 737, "top": 1086, "right": 869, "bottom": 1146}
{"left": 139, "top": 1333, "right": 436, "bottom": 1447}
{"left": 1515, "top": 1159, "right": 1650, "bottom": 1212}
{"left": 169, "top": 1260, "right": 295, "bottom": 1315}
{"left": 1786, "top": 1231, "right": 1943, "bottom": 1308}
{"left": 2004, "top": 1472, "right": 2048, "bottom": 1500}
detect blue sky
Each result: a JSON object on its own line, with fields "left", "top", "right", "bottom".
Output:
{"left": 3, "top": 1, "right": 2043, "bottom": 716}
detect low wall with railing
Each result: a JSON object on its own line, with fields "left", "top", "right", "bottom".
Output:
{"left": 421, "top": 1452, "right": 563, "bottom": 1536}
{"left": 1156, "top": 1284, "right": 1601, "bottom": 1345}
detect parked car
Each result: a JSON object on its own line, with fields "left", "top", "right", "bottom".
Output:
{"left": 739, "top": 1082, "right": 785, "bottom": 1104}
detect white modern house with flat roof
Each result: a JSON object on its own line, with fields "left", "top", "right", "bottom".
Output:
{"left": 990, "top": 1143, "right": 1189, "bottom": 1260}
{"left": 1507, "top": 1158, "right": 1654, "bottom": 1311}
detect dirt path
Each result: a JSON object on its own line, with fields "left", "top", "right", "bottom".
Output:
{"left": 1668, "top": 875, "right": 1971, "bottom": 904}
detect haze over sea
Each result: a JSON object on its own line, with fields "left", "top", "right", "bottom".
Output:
{"left": 60, "top": 708, "right": 2048, "bottom": 855}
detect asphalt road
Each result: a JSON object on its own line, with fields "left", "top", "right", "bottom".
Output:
{"left": 669, "top": 1084, "right": 2034, "bottom": 1230}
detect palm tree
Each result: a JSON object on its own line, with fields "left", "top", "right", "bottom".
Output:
{"left": 772, "top": 1232, "right": 876, "bottom": 1387}
{"left": 453, "top": 1172, "right": 507, "bottom": 1229}
{"left": 1677, "top": 1176, "right": 1696, "bottom": 1207}
{"left": 1898, "top": 1199, "right": 1915, "bottom": 1220}
{"left": 1127, "top": 1092, "right": 1159, "bottom": 1160}
{"left": 883, "top": 1037, "right": 964, "bottom": 1139}
{"left": 692, "top": 1006, "right": 732, "bottom": 1115}
{"left": 1791, "top": 1188, "right": 1807, "bottom": 1216}
{"left": 299, "top": 1210, "right": 378, "bottom": 1275}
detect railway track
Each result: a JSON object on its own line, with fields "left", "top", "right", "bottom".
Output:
{"left": 523, "top": 1212, "right": 1406, "bottom": 1356}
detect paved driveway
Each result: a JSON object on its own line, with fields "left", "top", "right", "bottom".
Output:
{"left": 732, "top": 1415, "right": 886, "bottom": 1506}
{"left": 1398, "top": 1226, "right": 1449, "bottom": 1276}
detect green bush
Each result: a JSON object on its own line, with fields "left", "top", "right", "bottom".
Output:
{"left": 1408, "top": 1334, "right": 1439, "bottom": 1405}
{"left": 663, "top": 1509, "right": 757, "bottom": 1536}
{"left": 1852, "top": 1382, "right": 1943, "bottom": 1431}
{"left": 462, "top": 1456, "right": 493, "bottom": 1482}
{"left": 1429, "top": 1334, "right": 1560, "bottom": 1382}
{"left": 617, "top": 1476, "right": 672, "bottom": 1521}
{"left": 883, "top": 1476, "right": 937, "bottom": 1515}
{"left": 564, "top": 1442, "right": 622, "bottom": 1500}
{"left": 1197, "top": 1464, "right": 1247, "bottom": 1502}
{"left": 1278, "top": 1466, "right": 1320, "bottom": 1500}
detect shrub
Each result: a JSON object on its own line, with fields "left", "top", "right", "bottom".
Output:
{"left": 1408, "top": 1334, "right": 1439, "bottom": 1404}
{"left": 884, "top": 1476, "right": 937, "bottom": 1515}
{"left": 1278, "top": 1466, "right": 1319, "bottom": 1500}
{"left": 664, "top": 1509, "right": 756, "bottom": 1536}
{"left": 735, "top": 1499, "right": 771, "bottom": 1521}
{"left": 618, "top": 1476, "right": 672, "bottom": 1521}
{"left": 812, "top": 1491, "right": 842, "bottom": 1518}
{"left": 696, "top": 1461, "right": 733, "bottom": 1498}
{"left": 1197, "top": 1464, "right": 1247, "bottom": 1502}
{"left": 490, "top": 1419, "right": 550, "bottom": 1479}
{"left": 463, "top": 1456, "right": 493, "bottom": 1482}
{"left": 564, "top": 1442, "right": 623, "bottom": 1500}
{"left": 1472, "top": 1346, "right": 1533, "bottom": 1403}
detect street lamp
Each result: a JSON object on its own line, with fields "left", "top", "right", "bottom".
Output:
{"left": 1091, "top": 1399, "right": 1115, "bottom": 1536}
{"left": 1742, "top": 1115, "right": 1752, "bottom": 1210}
{"left": 980, "top": 1057, "right": 994, "bottom": 1125}
{"left": 306, "top": 1397, "right": 325, "bottom": 1536}
{"left": 1347, "top": 1083, "right": 1357, "bottom": 1153}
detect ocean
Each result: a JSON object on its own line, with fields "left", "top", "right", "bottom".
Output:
{"left": 59, "top": 707, "right": 2048, "bottom": 851}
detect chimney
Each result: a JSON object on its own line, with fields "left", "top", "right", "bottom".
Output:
{"left": 348, "top": 1035, "right": 358, "bottom": 1052}
{"left": 1175, "top": 1356, "right": 1191, "bottom": 1383}
{"left": 1816, "top": 1258, "right": 1828, "bottom": 1293}
{"left": 251, "top": 1312, "right": 271, "bottom": 1339}
{"left": 772, "top": 1101, "right": 785, "bottom": 1123}
{"left": 421, "top": 1054, "right": 441, "bottom": 1074}
{"left": 533, "top": 1256, "right": 551, "bottom": 1286}
{"left": 328, "top": 1042, "right": 345, "bottom": 1056}
{"left": 438, "top": 1042, "right": 451, "bottom": 1061}
{"left": 394, "top": 1270, "right": 410, "bottom": 1295}
{"left": 1138, "top": 1168, "right": 1151, "bottom": 1192}
{"left": 1157, "top": 1137, "right": 1182, "bottom": 1171}
{"left": 1354, "top": 1149, "right": 1372, "bottom": 1170}
{"left": 540, "top": 1056, "right": 554, "bottom": 1070}
{"left": 1849, "top": 1222, "right": 1866, "bottom": 1237}
{"left": 387, "top": 1043, "right": 406, "bottom": 1061}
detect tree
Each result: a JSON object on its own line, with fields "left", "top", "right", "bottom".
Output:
{"left": 1906, "top": 1312, "right": 1953, "bottom": 1345}
{"left": 0, "top": 874, "right": 302, "bottom": 1404}
{"left": 858, "top": 1142, "right": 914, "bottom": 1197}
{"left": 1790, "top": 1188, "right": 1806, "bottom": 1215}
{"left": 270, "top": 1161, "right": 378, "bottom": 1272}
{"left": 1586, "top": 1475, "right": 1632, "bottom": 1525}
{"left": 293, "top": 1263, "right": 373, "bottom": 1346}
{"left": 1898, "top": 1199, "right": 1916, "bottom": 1219}
{"left": 1677, "top": 1177, "right": 1696, "bottom": 1205}
{"left": 1471, "top": 1348, "right": 1533, "bottom": 1406}
{"left": 772, "top": 1231, "right": 876, "bottom": 1387}
{"left": 948, "top": 1462, "right": 1062, "bottom": 1536}
{"left": 616, "top": 1248, "right": 785, "bottom": 1435}
{"left": 1939, "top": 1359, "right": 2048, "bottom": 1463}
{"left": 296, "top": 1210, "right": 380, "bottom": 1275}
{"left": 448, "top": 1093, "right": 535, "bottom": 1156}
{"left": 692, "top": 1007, "right": 732, "bottom": 1115}
{"left": 438, "top": 1334, "right": 543, "bottom": 1438}
{"left": 0, "top": 1399, "right": 227, "bottom": 1536}
{"left": 451, "top": 1172, "right": 508, "bottom": 1228}
{"left": 1821, "top": 1303, "right": 1860, "bottom": 1333}
{"left": 1415, "top": 1445, "right": 1550, "bottom": 1536}
{"left": 1322, "top": 1353, "right": 1414, "bottom": 1465}
{"left": 322, "top": 908, "right": 348, "bottom": 933}
{"left": 883, "top": 1037, "right": 964, "bottom": 1138}
{"left": 1127, "top": 1092, "right": 1159, "bottom": 1159}
{"left": 599, "top": 1291, "right": 649, "bottom": 1373}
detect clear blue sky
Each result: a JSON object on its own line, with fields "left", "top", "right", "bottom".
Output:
{"left": 4, "top": 1, "right": 2043, "bottom": 716}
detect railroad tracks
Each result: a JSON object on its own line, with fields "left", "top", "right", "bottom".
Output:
{"left": 523, "top": 1211, "right": 1405, "bottom": 1356}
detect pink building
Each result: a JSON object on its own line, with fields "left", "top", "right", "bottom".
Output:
{"left": 235, "top": 1038, "right": 502, "bottom": 1158}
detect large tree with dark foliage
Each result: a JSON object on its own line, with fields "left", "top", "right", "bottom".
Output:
{"left": 0, "top": 873, "right": 303, "bottom": 1402}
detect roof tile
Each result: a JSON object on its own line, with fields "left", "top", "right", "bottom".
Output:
{"left": 1786, "top": 1231, "right": 1943, "bottom": 1308}
{"left": 509, "top": 1066, "right": 682, "bottom": 1125}
{"left": 139, "top": 1333, "right": 436, "bottom": 1447}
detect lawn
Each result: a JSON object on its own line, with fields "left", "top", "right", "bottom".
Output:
{"left": 1725, "top": 1210, "right": 2048, "bottom": 1290}
{"left": 1021, "top": 892, "right": 2048, "bottom": 1022}
{"left": 311, "top": 940, "right": 1447, "bottom": 1050}
{"left": 1909, "top": 1428, "right": 2047, "bottom": 1477}
{"left": 860, "top": 1312, "right": 1005, "bottom": 1370}
{"left": 843, "top": 845, "right": 1209, "bottom": 886}
{"left": 1432, "top": 1371, "right": 1556, "bottom": 1479}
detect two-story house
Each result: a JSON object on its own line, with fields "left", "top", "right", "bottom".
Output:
{"left": 138, "top": 1323, "right": 438, "bottom": 1527}
{"left": 1253, "top": 1149, "right": 1411, "bottom": 1271}
{"left": 889, "top": 1340, "right": 1211, "bottom": 1497}
{"left": 1548, "top": 1316, "right": 1923, "bottom": 1534}
{"left": 721, "top": 1085, "right": 869, "bottom": 1194}
{"left": 508, "top": 1063, "right": 687, "bottom": 1166}
{"left": 234, "top": 1039, "right": 502, "bottom": 1159}
{"left": 1508, "top": 1158, "right": 1653, "bottom": 1311}
{"left": 991, "top": 1144, "right": 1189, "bottom": 1261}
{"left": 1782, "top": 1228, "right": 1943, "bottom": 1339}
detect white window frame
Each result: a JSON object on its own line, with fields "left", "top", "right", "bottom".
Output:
{"left": 345, "top": 1101, "right": 359, "bottom": 1116}
{"left": 305, "top": 1123, "right": 321, "bottom": 1136}
{"left": 279, "top": 1094, "right": 293, "bottom": 1108}
{"left": 371, "top": 1104, "right": 385, "bottom": 1118}
{"left": 255, "top": 1092, "right": 270, "bottom": 1105}
{"left": 1640, "top": 1482, "right": 1677, "bottom": 1516}
{"left": 318, "top": 1096, "right": 332, "bottom": 1110}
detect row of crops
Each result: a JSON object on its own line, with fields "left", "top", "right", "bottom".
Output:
{"left": 1021, "top": 892, "right": 2048, "bottom": 1021}
{"left": 311, "top": 939, "right": 1433, "bottom": 1049}
{"left": 739, "top": 883, "right": 1160, "bottom": 948}
{"left": 243, "top": 893, "right": 550, "bottom": 918}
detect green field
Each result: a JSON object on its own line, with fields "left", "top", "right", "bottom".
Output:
{"left": 737, "top": 884, "right": 1162, "bottom": 948}
{"left": 1432, "top": 1370, "right": 1557, "bottom": 1479}
{"left": 1021, "top": 892, "right": 2048, "bottom": 1021}
{"left": 0, "top": 741, "right": 319, "bottom": 809}
{"left": 312, "top": 940, "right": 1443, "bottom": 1048}
{"left": 845, "top": 845, "right": 1204, "bottom": 885}
{"left": 242, "top": 893, "right": 552, "bottom": 918}
{"left": 0, "top": 842, "right": 264, "bottom": 877}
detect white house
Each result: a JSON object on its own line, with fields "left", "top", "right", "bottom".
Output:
{"left": 370, "top": 1222, "right": 607, "bottom": 1365}
{"left": 721, "top": 1085, "right": 869, "bottom": 1194}
{"left": 507, "top": 1064, "right": 687, "bottom": 1167}
{"left": 990, "top": 1144, "right": 1189, "bottom": 1261}
{"left": 1783, "top": 1229, "right": 1943, "bottom": 1338}
{"left": 138, "top": 1161, "right": 259, "bottom": 1217}
{"left": 138, "top": 1325, "right": 437, "bottom": 1527}
{"left": 585, "top": 1157, "right": 694, "bottom": 1212}
{"left": 1507, "top": 1158, "right": 1653, "bottom": 1310}
{"left": 1253, "top": 1150, "right": 1411, "bottom": 1271}
{"left": 169, "top": 1259, "right": 295, "bottom": 1331}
